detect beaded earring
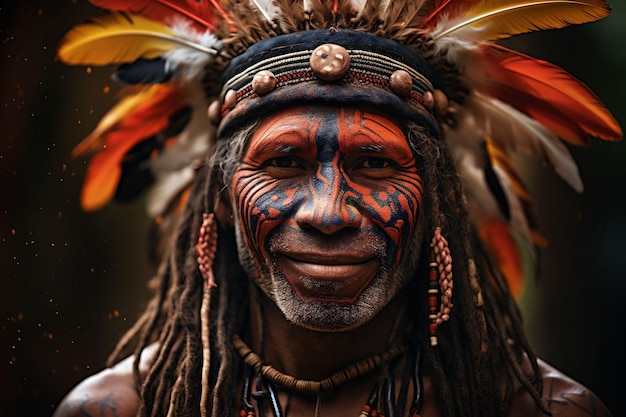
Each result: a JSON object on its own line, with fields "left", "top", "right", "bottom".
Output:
{"left": 196, "top": 212, "right": 218, "bottom": 289}
{"left": 196, "top": 212, "right": 218, "bottom": 417}
{"left": 428, "top": 227, "right": 453, "bottom": 347}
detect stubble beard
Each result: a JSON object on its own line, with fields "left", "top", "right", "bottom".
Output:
{"left": 234, "top": 224, "right": 423, "bottom": 333}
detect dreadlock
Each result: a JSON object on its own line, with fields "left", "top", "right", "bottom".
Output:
{"left": 107, "top": 117, "right": 550, "bottom": 417}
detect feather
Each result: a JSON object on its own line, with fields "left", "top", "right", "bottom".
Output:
{"left": 479, "top": 219, "right": 533, "bottom": 297}
{"left": 446, "top": 121, "right": 540, "bottom": 296}
{"left": 430, "top": 0, "right": 611, "bottom": 42}
{"left": 115, "top": 105, "right": 192, "bottom": 202}
{"left": 249, "top": 0, "right": 282, "bottom": 26}
{"left": 114, "top": 57, "right": 173, "bottom": 84}
{"left": 466, "top": 92, "right": 584, "bottom": 192}
{"left": 272, "top": 0, "right": 305, "bottom": 32}
{"left": 486, "top": 136, "right": 548, "bottom": 249}
{"left": 420, "top": 0, "right": 477, "bottom": 29}
{"left": 146, "top": 88, "right": 213, "bottom": 217}
{"left": 164, "top": 22, "right": 221, "bottom": 81}
{"left": 58, "top": 12, "right": 217, "bottom": 67}
{"left": 72, "top": 85, "right": 168, "bottom": 156}
{"left": 445, "top": 126, "right": 535, "bottom": 295}
{"left": 349, "top": 0, "right": 368, "bottom": 15}
{"left": 77, "top": 84, "right": 186, "bottom": 211}
{"left": 88, "top": 0, "right": 232, "bottom": 32}
{"left": 480, "top": 44, "right": 622, "bottom": 144}
{"left": 382, "top": 0, "right": 431, "bottom": 37}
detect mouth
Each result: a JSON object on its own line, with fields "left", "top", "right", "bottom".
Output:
{"left": 276, "top": 251, "right": 380, "bottom": 303}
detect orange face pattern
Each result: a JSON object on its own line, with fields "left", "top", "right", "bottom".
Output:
{"left": 231, "top": 106, "right": 423, "bottom": 309}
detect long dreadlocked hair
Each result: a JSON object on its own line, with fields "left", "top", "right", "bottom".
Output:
{"left": 106, "top": 115, "right": 549, "bottom": 417}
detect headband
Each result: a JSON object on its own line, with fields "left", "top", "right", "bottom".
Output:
{"left": 215, "top": 29, "right": 443, "bottom": 138}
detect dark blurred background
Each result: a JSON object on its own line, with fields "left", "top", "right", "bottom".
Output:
{"left": 1, "top": 1, "right": 625, "bottom": 416}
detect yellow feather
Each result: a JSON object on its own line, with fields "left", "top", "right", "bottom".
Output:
{"left": 57, "top": 12, "right": 215, "bottom": 66}
{"left": 72, "top": 85, "right": 161, "bottom": 157}
{"left": 432, "top": 0, "right": 611, "bottom": 41}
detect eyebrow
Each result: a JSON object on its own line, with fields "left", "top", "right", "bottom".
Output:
{"left": 248, "top": 138, "right": 306, "bottom": 158}
{"left": 359, "top": 144, "right": 384, "bottom": 153}
{"left": 277, "top": 144, "right": 299, "bottom": 153}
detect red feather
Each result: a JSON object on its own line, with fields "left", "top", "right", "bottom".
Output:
{"left": 79, "top": 84, "right": 186, "bottom": 211}
{"left": 420, "top": 0, "right": 479, "bottom": 29}
{"left": 479, "top": 219, "right": 525, "bottom": 298}
{"left": 88, "top": 0, "right": 232, "bottom": 32}
{"left": 481, "top": 44, "right": 622, "bottom": 144}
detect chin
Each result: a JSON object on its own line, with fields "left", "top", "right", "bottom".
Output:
{"left": 269, "top": 268, "right": 403, "bottom": 333}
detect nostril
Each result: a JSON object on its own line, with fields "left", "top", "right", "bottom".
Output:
{"left": 295, "top": 198, "right": 363, "bottom": 234}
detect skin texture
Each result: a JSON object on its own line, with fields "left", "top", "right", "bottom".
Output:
{"left": 52, "top": 107, "right": 614, "bottom": 417}
{"left": 52, "top": 349, "right": 612, "bottom": 417}
{"left": 231, "top": 107, "right": 424, "bottom": 331}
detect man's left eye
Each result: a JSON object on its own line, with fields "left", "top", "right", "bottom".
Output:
{"left": 359, "top": 158, "right": 391, "bottom": 169}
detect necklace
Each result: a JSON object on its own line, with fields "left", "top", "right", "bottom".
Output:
{"left": 232, "top": 335, "right": 424, "bottom": 417}
{"left": 233, "top": 334, "right": 406, "bottom": 394}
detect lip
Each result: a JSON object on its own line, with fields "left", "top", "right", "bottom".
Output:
{"left": 277, "top": 252, "right": 380, "bottom": 303}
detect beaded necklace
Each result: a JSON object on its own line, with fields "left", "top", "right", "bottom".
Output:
{"left": 233, "top": 335, "right": 424, "bottom": 417}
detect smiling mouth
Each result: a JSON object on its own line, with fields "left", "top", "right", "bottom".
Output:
{"left": 276, "top": 252, "right": 380, "bottom": 303}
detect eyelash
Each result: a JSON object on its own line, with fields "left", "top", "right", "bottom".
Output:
{"left": 265, "top": 156, "right": 394, "bottom": 170}
{"left": 357, "top": 157, "right": 391, "bottom": 169}
{"left": 266, "top": 156, "right": 303, "bottom": 169}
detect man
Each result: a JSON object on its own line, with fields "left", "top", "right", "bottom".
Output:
{"left": 53, "top": 1, "right": 621, "bottom": 416}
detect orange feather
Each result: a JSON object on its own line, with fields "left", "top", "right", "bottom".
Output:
{"left": 79, "top": 84, "right": 186, "bottom": 211}
{"left": 479, "top": 219, "right": 526, "bottom": 298}
{"left": 481, "top": 44, "right": 622, "bottom": 144}
{"left": 88, "top": 0, "right": 233, "bottom": 32}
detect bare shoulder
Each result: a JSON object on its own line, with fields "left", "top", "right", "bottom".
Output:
{"left": 52, "top": 344, "right": 158, "bottom": 417}
{"left": 538, "top": 360, "right": 612, "bottom": 417}
{"left": 510, "top": 359, "right": 612, "bottom": 417}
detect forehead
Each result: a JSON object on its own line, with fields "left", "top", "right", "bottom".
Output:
{"left": 247, "top": 106, "right": 410, "bottom": 152}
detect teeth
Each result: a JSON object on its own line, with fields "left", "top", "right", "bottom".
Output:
{"left": 299, "top": 276, "right": 355, "bottom": 291}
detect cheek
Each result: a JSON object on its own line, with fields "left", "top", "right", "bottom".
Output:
{"left": 352, "top": 172, "right": 423, "bottom": 258}
{"left": 232, "top": 166, "right": 303, "bottom": 256}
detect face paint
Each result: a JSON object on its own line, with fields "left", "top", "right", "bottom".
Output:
{"left": 231, "top": 106, "right": 423, "bottom": 331}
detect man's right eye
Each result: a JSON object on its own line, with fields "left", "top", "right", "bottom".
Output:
{"left": 267, "top": 157, "right": 301, "bottom": 168}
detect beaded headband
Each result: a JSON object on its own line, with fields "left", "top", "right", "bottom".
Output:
{"left": 214, "top": 29, "right": 443, "bottom": 137}
{"left": 57, "top": 0, "right": 622, "bottom": 295}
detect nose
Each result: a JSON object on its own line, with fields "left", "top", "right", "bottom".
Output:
{"left": 294, "top": 167, "right": 363, "bottom": 234}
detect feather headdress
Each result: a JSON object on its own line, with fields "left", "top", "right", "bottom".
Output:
{"left": 58, "top": 0, "right": 621, "bottom": 294}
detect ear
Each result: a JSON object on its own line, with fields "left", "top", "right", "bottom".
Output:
{"left": 213, "top": 188, "right": 234, "bottom": 228}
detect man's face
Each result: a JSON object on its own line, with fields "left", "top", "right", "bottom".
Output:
{"left": 231, "top": 106, "right": 423, "bottom": 331}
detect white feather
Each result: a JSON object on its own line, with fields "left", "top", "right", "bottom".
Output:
{"left": 466, "top": 92, "right": 583, "bottom": 192}
{"left": 350, "top": 0, "right": 368, "bottom": 15}
{"left": 445, "top": 112, "right": 535, "bottom": 258}
{"left": 147, "top": 88, "right": 214, "bottom": 217}
{"left": 250, "top": 0, "right": 282, "bottom": 25}
{"left": 164, "top": 22, "right": 221, "bottom": 82}
{"left": 147, "top": 166, "right": 195, "bottom": 217}
{"left": 445, "top": 112, "right": 503, "bottom": 220}
{"left": 378, "top": 0, "right": 393, "bottom": 21}
{"left": 429, "top": 14, "right": 485, "bottom": 63}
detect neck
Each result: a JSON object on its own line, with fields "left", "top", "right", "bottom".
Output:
{"left": 247, "top": 286, "right": 410, "bottom": 382}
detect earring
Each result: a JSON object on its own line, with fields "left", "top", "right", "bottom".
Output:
{"left": 196, "top": 212, "right": 218, "bottom": 289}
{"left": 197, "top": 212, "right": 219, "bottom": 416}
{"left": 428, "top": 227, "right": 453, "bottom": 347}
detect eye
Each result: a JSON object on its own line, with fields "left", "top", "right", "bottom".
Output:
{"left": 359, "top": 158, "right": 391, "bottom": 169}
{"left": 267, "top": 156, "right": 301, "bottom": 168}
{"left": 263, "top": 156, "right": 306, "bottom": 178}
{"left": 349, "top": 156, "right": 398, "bottom": 180}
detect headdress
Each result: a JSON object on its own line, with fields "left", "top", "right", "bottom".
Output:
{"left": 58, "top": 0, "right": 622, "bottom": 295}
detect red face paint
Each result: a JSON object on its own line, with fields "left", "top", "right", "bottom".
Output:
{"left": 231, "top": 106, "right": 423, "bottom": 328}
